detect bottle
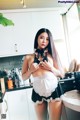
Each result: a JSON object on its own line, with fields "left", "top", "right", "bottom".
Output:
{"left": 0, "top": 70, "right": 7, "bottom": 93}
{"left": 7, "top": 76, "right": 13, "bottom": 89}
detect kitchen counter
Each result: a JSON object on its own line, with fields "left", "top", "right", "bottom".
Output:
{"left": 0, "top": 85, "right": 33, "bottom": 103}
{"left": 0, "top": 92, "right": 4, "bottom": 103}
{"left": 0, "top": 85, "right": 36, "bottom": 120}
{"left": 61, "top": 90, "right": 80, "bottom": 112}
{"left": 6, "top": 85, "right": 33, "bottom": 92}
{"left": 5, "top": 87, "right": 79, "bottom": 120}
{"left": 61, "top": 90, "right": 80, "bottom": 120}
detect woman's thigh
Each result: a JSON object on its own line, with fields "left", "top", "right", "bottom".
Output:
{"left": 48, "top": 99, "right": 62, "bottom": 120}
{"left": 34, "top": 101, "right": 48, "bottom": 120}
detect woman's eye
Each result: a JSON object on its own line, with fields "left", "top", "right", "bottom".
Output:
{"left": 46, "top": 38, "right": 49, "bottom": 41}
{"left": 40, "top": 36, "right": 44, "bottom": 39}
{"left": 40, "top": 36, "right": 49, "bottom": 41}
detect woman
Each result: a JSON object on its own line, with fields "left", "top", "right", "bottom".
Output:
{"left": 22, "top": 28, "right": 64, "bottom": 120}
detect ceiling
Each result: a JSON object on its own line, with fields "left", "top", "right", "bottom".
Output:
{"left": 0, "top": 0, "right": 73, "bottom": 13}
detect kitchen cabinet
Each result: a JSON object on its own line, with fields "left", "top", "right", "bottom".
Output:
{"left": 0, "top": 93, "right": 9, "bottom": 120}
{"left": 0, "top": 26, "right": 15, "bottom": 57}
{"left": 2, "top": 88, "right": 37, "bottom": 120}
{"left": 0, "top": 9, "right": 64, "bottom": 57}
{"left": 0, "top": 11, "right": 34, "bottom": 57}
{"left": 6, "top": 89, "right": 29, "bottom": 120}
{"left": 26, "top": 88, "right": 37, "bottom": 120}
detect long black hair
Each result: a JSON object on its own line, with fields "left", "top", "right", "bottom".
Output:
{"left": 34, "top": 28, "right": 64, "bottom": 76}
{"left": 34, "top": 28, "right": 57, "bottom": 59}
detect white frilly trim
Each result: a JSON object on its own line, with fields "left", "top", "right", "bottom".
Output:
{"left": 34, "top": 97, "right": 62, "bottom": 104}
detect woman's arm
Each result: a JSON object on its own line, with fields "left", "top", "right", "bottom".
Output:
{"left": 51, "top": 60, "right": 62, "bottom": 77}
{"left": 51, "top": 59, "right": 64, "bottom": 78}
{"left": 22, "top": 56, "right": 32, "bottom": 80}
{"left": 22, "top": 55, "right": 39, "bottom": 80}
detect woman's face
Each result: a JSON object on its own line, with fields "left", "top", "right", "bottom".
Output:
{"left": 37, "top": 32, "right": 49, "bottom": 49}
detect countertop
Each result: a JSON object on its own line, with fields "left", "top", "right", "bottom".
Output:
{"left": 1, "top": 84, "right": 80, "bottom": 113}
{"left": 61, "top": 90, "right": 80, "bottom": 112}
{"left": 0, "top": 85, "right": 33, "bottom": 103}
{"left": 0, "top": 92, "right": 4, "bottom": 103}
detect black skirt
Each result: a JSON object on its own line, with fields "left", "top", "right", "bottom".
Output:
{"left": 31, "top": 84, "right": 62, "bottom": 103}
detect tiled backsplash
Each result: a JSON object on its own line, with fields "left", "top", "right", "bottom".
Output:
{"left": 0, "top": 55, "right": 25, "bottom": 70}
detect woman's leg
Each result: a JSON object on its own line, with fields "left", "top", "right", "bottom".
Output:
{"left": 34, "top": 101, "right": 48, "bottom": 120}
{"left": 48, "top": 99, "right": 62, "bottom": 120}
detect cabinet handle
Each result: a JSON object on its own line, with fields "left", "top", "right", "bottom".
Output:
{"left": 4, "top": 99, "right": 8, "bottom": 112}
{"left": 14, "top": 44, "right": 18, "bottom": 52}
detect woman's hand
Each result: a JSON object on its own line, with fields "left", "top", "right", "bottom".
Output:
{"left": 39, "top": 60, "right": 52, "bottom": 71}
{"left": 39, "top": 60, "right": 61, "bottom": 76}
{"left": 29, "top": 63, "right": 39, "bottom": 73}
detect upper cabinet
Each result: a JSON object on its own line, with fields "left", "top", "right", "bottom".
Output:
{"left": 0, "top": 11, "right": 34, "bottom": 57}
{"left": 0, "top": 9, "right": 64, "bottom": 57}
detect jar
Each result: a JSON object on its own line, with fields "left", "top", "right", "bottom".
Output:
{"left": 7, "top": 78, "right": 13, "bottom": 89}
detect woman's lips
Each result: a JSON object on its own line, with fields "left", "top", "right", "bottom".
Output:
{"left": 41, "top": 43, "right": 46, "bottom": 46}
